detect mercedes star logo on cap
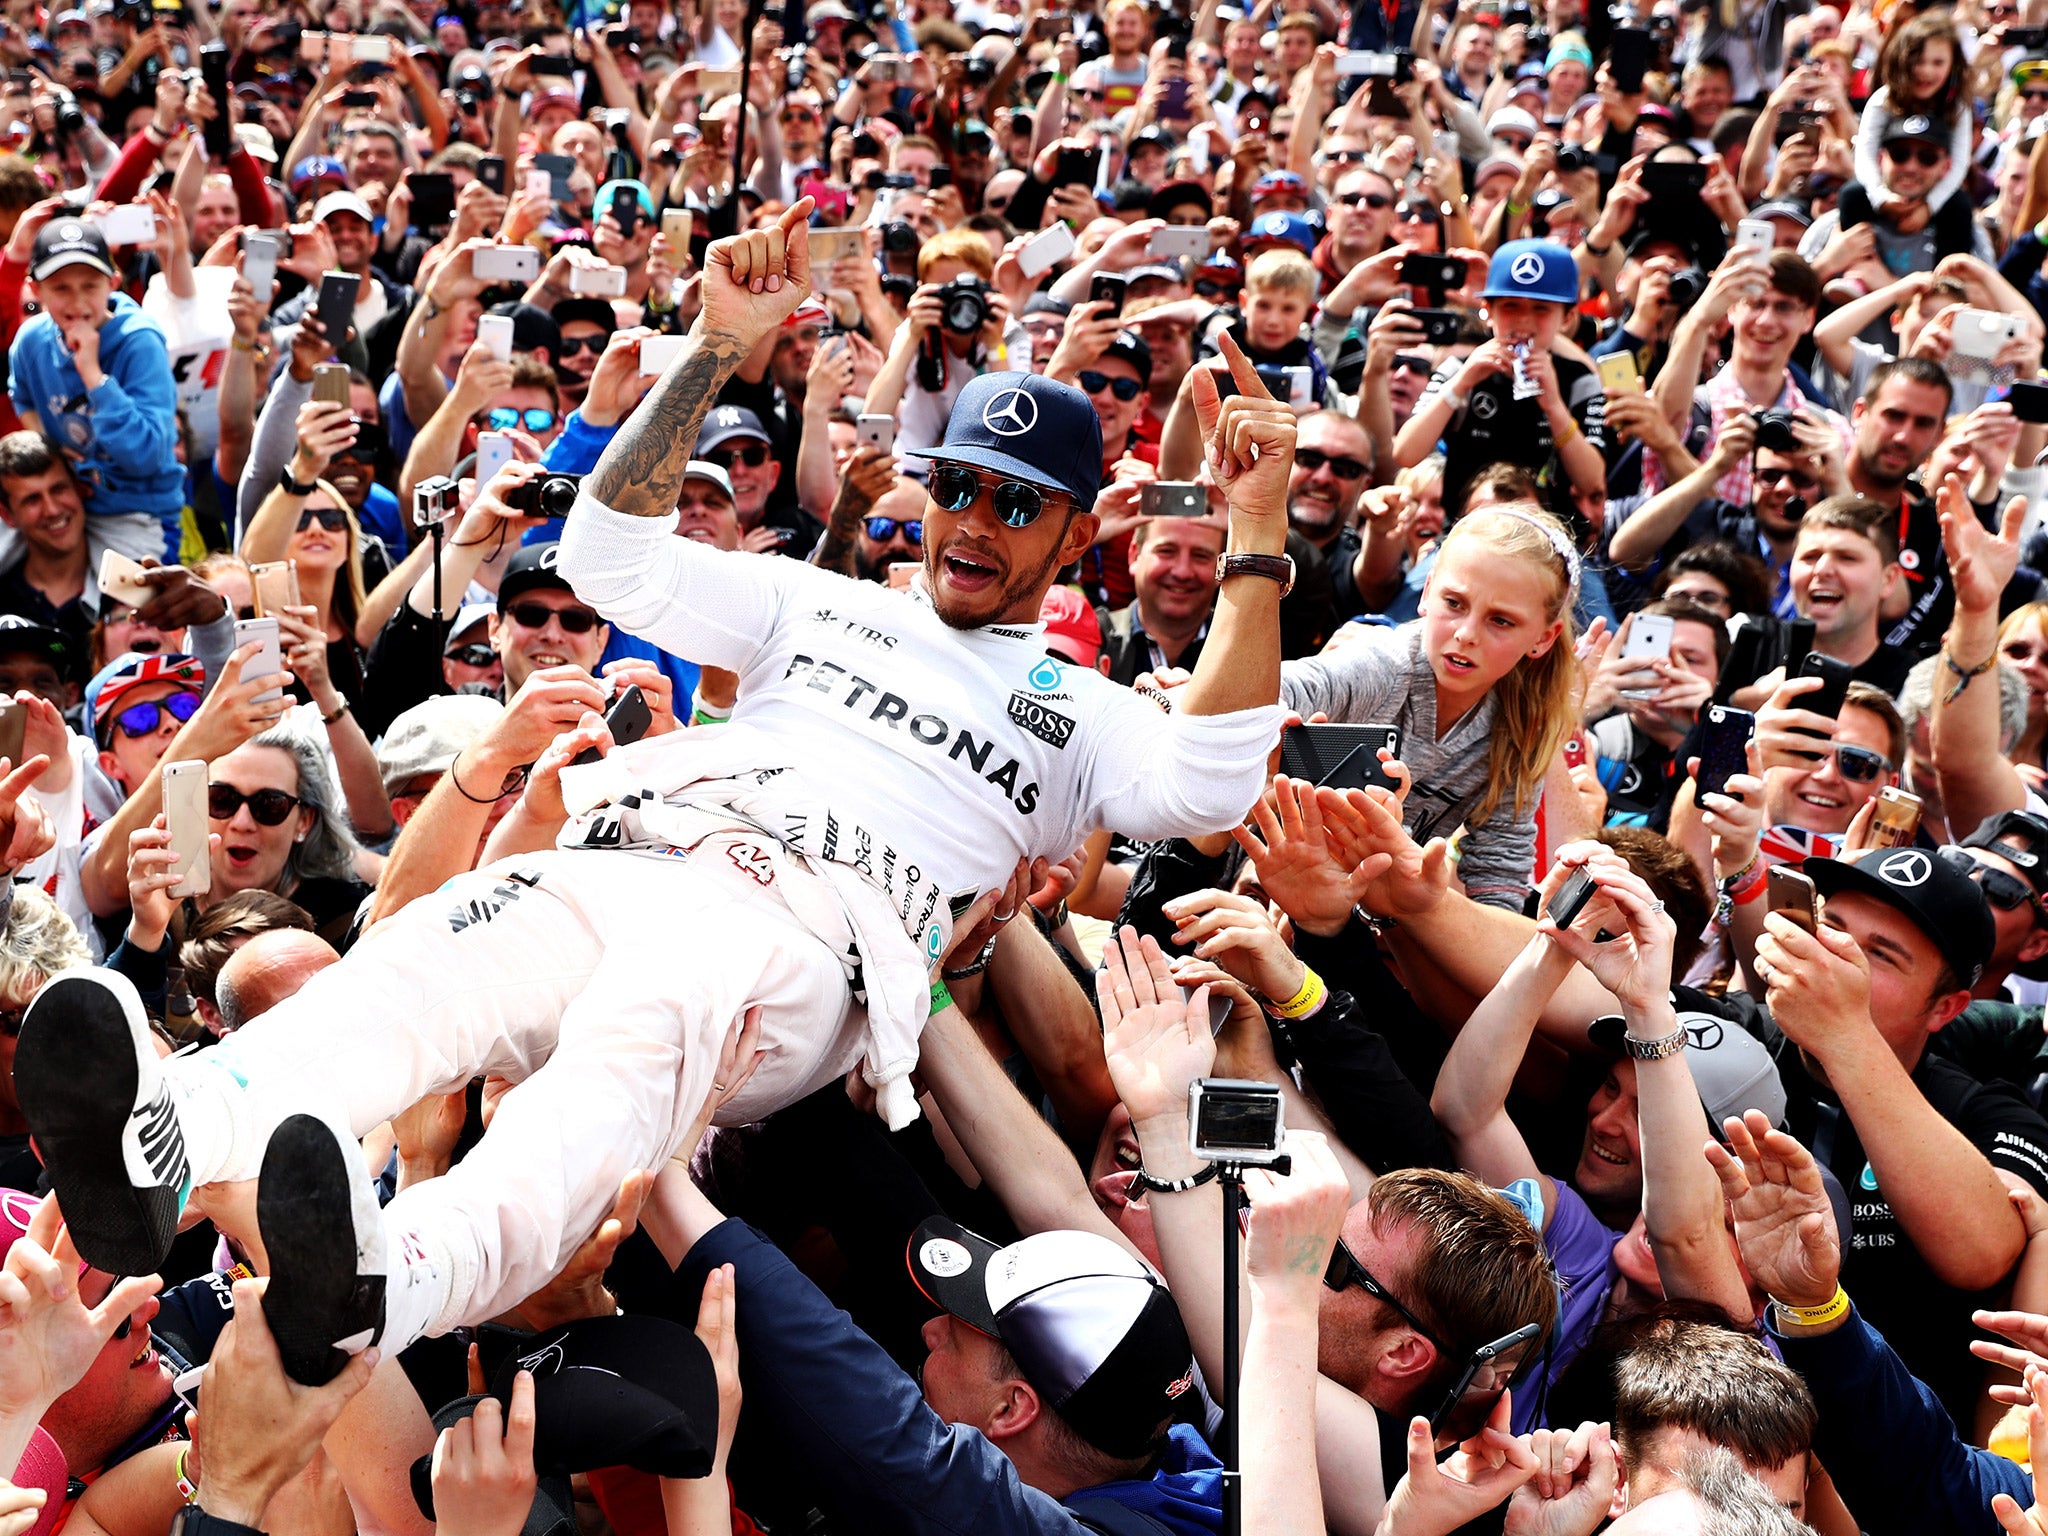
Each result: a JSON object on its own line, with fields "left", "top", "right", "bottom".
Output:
{"left": 1510, "top": 251, "right": 1545, "bottom": 285}
{"left": 982, "top": 387, "right": 1038, "bottom": 437}
{"left": 1879, "top": 849, "right": 1933, "bottom": 887}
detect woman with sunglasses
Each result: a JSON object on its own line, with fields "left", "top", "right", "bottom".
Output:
{"left": 239, "top": 398, "right": 374, "bottom": 710}
{"left": 200, "top": 723, "right": 369, "bottom": 942}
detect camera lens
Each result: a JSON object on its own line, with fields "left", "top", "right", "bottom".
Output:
{"left": 1666, "top": 266, "right": 1706, "bottom": 308}
{"left": 538, "top": 476, "right": 580, "bottom": 518}
{"left": 881, "top": 220, "right": 917, "bottom": 253}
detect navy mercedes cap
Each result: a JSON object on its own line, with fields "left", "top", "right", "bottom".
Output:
{"left": 1807, "top": 848, "right": 1994, "bottom": 989}
{"left": 922, "top": 372, "right": 1103, "bottom": 508}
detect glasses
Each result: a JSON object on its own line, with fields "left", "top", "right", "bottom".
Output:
{"left": 1830, "top": 744, "right": 1892, "bottom": 782}
{"left": 108, "top": 691, "right": 200, "bottom": 742}
{"left": 1324, "top": 1239, "right": 1449, "bottom": 1352}
{"left": 1390, "top": 353, "right": 1434, "bottom": 376}
{"left": 1754, "top": 466, "right": 1817, "bottom": 489}
{"left": 780, "top": 107, "right": 818, "bottom": 122}
{"left": 1966, "top": 859, "right": 2047, "bottom": 921}
{"left": 1295, "top": 446, "right": 1369, "bottom": 480}
{"left": 486, "top": 407, "right": 558, "bottom": 432}
{"left": 929, "top": 463, "right": 1060, "bottom": 528}
{"left": 557, "top": 332, "right": 607, "bottom": 356}
{"left": 711, "top": 442, "right": 771, "bottom": 469}
{"left": 2025, "top": 87, "right": 2048, "bottom": 101}
{"left": 506, "top": 600, "right": 600, "bottom": 633}
{"left": 1334, "top": 189, "right": 1392, "bottom": 208}
{"left": 1325, "top": 149, "right": 1370, "bottom": 165}
{"left": 296, "top": 505, "right": 348, "bottom": 532}
{"left": 208, "top": 784, "right": 303, "bottom": 825}
{"left": 1884, "top": 142, "right": 1945, "bottom": 168}
{"left": 1395, "top": 202, "right": 1441, "bottom": 223}
{"left": 1664, "top": 584, "right": 1730, "bottom": 613}
{"left": 445, "top": 643, "right": 497, "bottom": 667}
{"left": 864, "top": 516, "right": 922, "bottom": 543}
{"left": 1079, "top": 370, "right": 1144, "bottom": 402}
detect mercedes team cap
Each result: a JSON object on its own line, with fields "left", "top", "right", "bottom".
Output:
{"left": 30, "top": 218, "right": 114, "bottom": 281}
{"left": 377, "top": 694, "right": 507, "bottom": 797}
{"left": 497, "top": 542, "right": 575, "bottom": 607}
{"left": 1102, "top": 327, "right": 1153, "bottom": 383}
{"left": 1242, "top": 209, "right": 1319, "bottom": 256}
{"left": 1482, "top": 238, "right": 1579, "bottom": 304}
{"left": 1884, "top": 113, "right": 1946, "bottom": 147}
{"left": 908, "top": 1216, "right": 1195, "bottom": 1457}
{"left": 921, "top": 372, "right": 1103, "bottom": 508}
{"left": 0, "top": 614, "right": 69, "bottom": 667}
{"left": 1588, "top": 1011, "right": 1788, "bottom": 1128}
{"left": 1807, "top": 848, "right": 1994, "bottom": 989}
{"left": 695, "top": 403, "right": 771, "bottom": 454}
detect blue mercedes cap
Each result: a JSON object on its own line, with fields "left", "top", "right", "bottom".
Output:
{"left": 1243, "top": 210, "right": 1318, "bottom": 257}
{"left": 1482, "top": 238, "right": 1580, "bottom": 304}
{"left": 923, "top": 373, "right": 1103, "bottom": 508}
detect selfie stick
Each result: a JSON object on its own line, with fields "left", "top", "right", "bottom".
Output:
{"left": 1218, "top": 1151, "right": 1289, "bottom": 1536}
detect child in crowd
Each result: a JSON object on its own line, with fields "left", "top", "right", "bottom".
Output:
{"left": 1842, "top": 10, "right": 1977, "bottom": 258}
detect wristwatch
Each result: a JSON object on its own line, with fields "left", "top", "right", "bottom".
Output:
{"left": 278, "top": 465, "right": 318, "bottom": 498}
{"left": 1618, "top": 1023, "right": 1688, "bottom": 1061}
{"left": 170, "top": 1509, "right": 265, "bottom": 1536}
{"left": 1214, "top": 552, "right": 1296, "bottom": 597}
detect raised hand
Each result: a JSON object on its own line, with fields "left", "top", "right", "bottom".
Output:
{"left": 1231, "top": 775, "right": 1374, "bottom": 936}
{"left": 1703, "top": 1110, "right": 1839, "bottom": 1309}
{"left": 700, "top": 196, "right": 815, "bottom": 351}
{"left": 1191, "top": 331, "right": 1295, "bottom": 529}
{"left": 1098, "top": 926, "right": 1216, "bottom": 1128}
{"left": 1505, "top": 1422, "right": 1620, "bottom": 1536}
{"left": 1379, "top": 1396, "right": 1538, "bottom": 1536}
{"left": 431, "top": 1370, "right": 537, "bottom": 1536}
{"left": 1938, "top": 469, "right": 2027, "bottom": 616}
{"left": 1162, "top": 886, "right": 1306, "bottom": 1002}
{"left": 0, "top": 1196, "right": 159, "bottom": 1422}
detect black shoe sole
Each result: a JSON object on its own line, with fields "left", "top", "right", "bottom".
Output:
{"left": 258, "top": 1114, "right": 385, "bottom": 1387}
{"left": 14, "top": 974, "right": 181, "bottom": 1276}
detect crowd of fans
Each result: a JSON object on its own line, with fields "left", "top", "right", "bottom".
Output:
{"left": 10, "top": 0, "right": 2048, "bottom": 1530}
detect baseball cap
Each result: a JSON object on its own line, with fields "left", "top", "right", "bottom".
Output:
{"left": 1588, "top": 1011, "right": 1788, "bottom": 1128}
{"left": 1146, "top": 179, "right": 1212, "bottom": 220}
{"left": 1040, "top": 586, "right": 1104, "bottom": 668}
{"left": 0, "top": 614, "right": 68, "bottom": 668}
{"left": 1486, "top": 105, "right": 1540, "bottom": 141}
{"left": 1251, "top": 169, "right": 1308, "bottom": 201}
{"left": 908, "top": 1216, "right": 1196, "bottom": 1457}
{"left": 289, "top": 154, "right": 349, "bottom": 191}
{"left": 1474, "top": 151, "right": 1525, "bottom": 186}
{"left": 1482, "top": 238, "right": 1578, "bottom": 303}
{"left": 1884, "top": 113, "right": 1945, "bottom": 147}
{"left": 684, "top": 459, "right": 736, "bottom": 501}
{"left": 530, "top": 86, "right": 580, "bottom": 115}
{"left": 449, "top": 599, "right": 496, "bottom": 641}
{"left": 1021, "top": 293, "right": 1073, "bottom": 318}
{"left": 51, "top": 9, "right": 88, "bottom": 27}
{"left": 83, "top": 651, "right": 204, "bottom": 747}
{"left": 1242, "top": 210, "right": 1318, "bottom": 256}
{"left": 1102, "top": 327, "right": 1153, "bottom": 383}
{"left": 497, "top": 542, "right": 575, "bottom": 607}
{"left": 696, "top": 404, "right": 771, "bottom": 454}
{"left": 30, "top": 218, "right": 113, "bottom": 282}
{"left": 549, "top": 296, "right": 618, "bottom": 337}
{"left": 1545, "top": 33, "right": 1593, "bottom": 70}
{"left": 921, "top": 372, "right": 1103, "bottom": 508}
{"left": 807, "top": 0, "right": 856, "bottom": 20}
{"left": 235, "top": 122, "right": 278, "bottom": 163}
{"left": 412, "top": 1396, "right": 573, "bottom": 1535}
{"left": 1748, "top": 198, "right": 1813, "bottom": 229}
{"left": 11, "top": 1426, "right": 65, "bottom": 1536}
{"left": 486, "top": 300, "right": 563, "bottom": 367}
{"left": 1806, "top": 848, "right": 1994, "bottom": 989}
{"left": 1961, "top": 810, "right": 2048, "bottom": 893}
{"left": 487, "top": 1314, "right": 721, "bottom": 1477}
{"left": 312, "top": 189, "right": 375, "bottom": 225}
{"left": 376, "top": 694, "right": 506, "bottom": 797}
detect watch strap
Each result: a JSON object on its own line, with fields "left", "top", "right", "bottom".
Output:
{"left": 1620, "top": 1023, "right": 1688, "bottom": 1061}
{"left": 1132, "top": 1161, "right": 1220, "bottom": 1195}
{"left": 1214, "top": 551, "right": 1295, "bottom": 597}
{"left": 278, "top": 465, "right": 318, "bottom": 497}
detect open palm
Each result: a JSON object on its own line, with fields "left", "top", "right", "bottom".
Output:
{"left": 1099, "top": 928, "right": 1215, "bottom": 1126}
{"left": 1704, "top": 1112, "right": 1840, "bottom": 1309}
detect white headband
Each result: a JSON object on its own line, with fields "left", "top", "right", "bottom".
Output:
{"left": 1472, "top": 504, "right": 1582, "bottom": 602}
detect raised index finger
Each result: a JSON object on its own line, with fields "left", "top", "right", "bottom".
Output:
{"left": 1213, "top": 329, "right": 1272, "bottom": 402}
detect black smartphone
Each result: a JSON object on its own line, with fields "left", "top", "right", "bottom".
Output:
{"left": 1545, "top": 868, "right": 1599, "bottom": 931}
{"left": 408, "top": 171, "right": 455, "bottom": 231}
{"left": 1399, "top": 253, "right": 1466, "bottom": 294}
{"left": 1429, "top": 1323, "right": 1542, "bottom": 1444}
{"left": 1775, "top": 107, "right": 1824, "bottom": 144}
{"left": 1695, "top": 704, "right": 1755, "bottom": 801}
{"left": 1796, "top": 650, "right": 1853, "bottom": 720}
{"left": 199, "top": 41, "right": 229, "bottom": 159}
{"left": 1779, "top": 617, "right": 1815, "bottom": 673}
{"left": 530, "top": 52, "right": 575, "bottom": 77}
{"left": 1054, "top": 146, "right": 1099, "bottom": 188}
{"left": 477, "top": 154, "right": 506, "bottom": 195}
{"left": 1279, "top": 723, "right": 1402, "bottom": 793}
{"left": 609, "top": 183, "right": 639, "bottom": 238}
{"left": 339, "top": 89, "right": 378, "bottom": 107}
{"left": 314, "top": 270, "right": 355, "bottom": 345}
{"left": 1089, "top": 271, "right": 1128, "bottom": 316}
{"left": 928, "top": 162, "right": 952, "bottom": 189}
{"left": 573, "top": 684, "right": 652, "bottom": 764}
{"left": 1714, "top": 622, "right": 1763, "bottom": 703}
{"left": 2012, "top": 379, "right": 2048, "bottom": 424}
{"left": 1641, "top": 161, "right": 1707, "bottom": 198}
{"left": 1609, "top": 26, "right": 1649, "bottom": 93}
{"left": 1407, "top": 307, "right": 1463, "bottom": 345}
{"left": 533, "top": 152, "right": 576, "bottom": 201}
{"left": 2008, "top": 25, "right": 2048, "bottom": 47}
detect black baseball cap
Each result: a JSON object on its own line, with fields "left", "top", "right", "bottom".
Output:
{"left": 908, "top": 1216, "right": 1196, "bottom": 1458}
{"left": 485, "top": 300, "right": 563, "bottom": 367}
{"left": 1960, "top": 809, "right": 2048, "bottom": 894}
{"left": 411, "top": 1396, "right": 576, "bottom": 1534}
{"left": 489, "top": 1314, "right": 721, "bottom": 1477}
{"left": 1147, "top": 179, "right": 1212, "bottom": 221}
{"left": 550, "top": 297, "right": 618, "bottom": 336}
{"left": 0, "top": 614, "right": 68, "bottom": 666}
{"left": 921, "top": 372, "right": 1103, "bottom": 507}
{"left": 1102, "top": 328, "right": 1153, "bottom": 384}
{"left": 497, "top": 542, "right": 575, "bottom": 607}
{"left": 1806, "top": 848, "right": 1994, "bottom": 988}
{"left": 30, "top": 217, "right": 114, "bottom": 282}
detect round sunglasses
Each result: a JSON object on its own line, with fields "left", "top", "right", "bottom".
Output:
{"left": 106, "top": 690, "right": 200, "bottom": 743}
{"left": 209, "top": 784, "right": 303, "bottom": 825}
{"left": 929, "top": 463, "right": 1061, "bottom": 528}
{"left": 865, "top": 516, "right": 922, "bottom": 543}
{"left": 1079, "top": 371, "right": 1144, "bottom": 402}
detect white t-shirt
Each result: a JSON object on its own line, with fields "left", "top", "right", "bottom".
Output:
{"left": 558, "top": 495, "right": 1284, "bottom": 895}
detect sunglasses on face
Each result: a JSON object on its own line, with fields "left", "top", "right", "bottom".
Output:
{"left": 1324, "top": 1239, "right": 1449, "bottom": 1352}
{"left": 445, "top": 643, "right": 497, "bottom": 667}
{"left": 1665, "top": 585, "right": 1729, "bottom": 612}
{"left": 1390, "top": 353, "right": 1434, "bottom": 376}
{"left": 107, "top": 690, "right": 200, "bottom": 743}
{"left": 486, "top": 407, "right": 558, "bottom": 432}
{"left": 1079, "top": 370, "right": 1144, "bottom": 402}
{"left": 929, "top": 462, "right": 1060, "bottom": 528}
{"left": 1325, "top": 149, "right": 1370, "bottom": 164}
{"left": 506, "top": 600, "right": 600, "bottom": 633}
{"left": 864, "top": 516, "right": 922, "bottom": 543}
{"left": 1754, "top": 465, "right": 1817, "bottom": 490}
{"left": 2025, "top": 87, "right": 2048, "bottom": 101}
{"left": 1884, "top": 142, "right": 1944, "bottom": 168}
{"left": 208, "top": 784, "right": 303, "bottom": 825}
{"left": 557, "top": 332, "right": 608, "bottom": 356}
{"left": 1943, "top": 849, "right": 2048, "bottom": 922}
{"left": 1295, "top": 446, "right": 1369, "bottom": 480}
{"left": 711, "top": 442, "right": 771, "bottom": 469}
{"left": 1334, "top": 189, "right": 1391, "bottom": 208}
{"left": 297, "top": 505, "right": 348, "bottom": 532}
{"left": 1829, "top": 744, "right": 1892, "bottom": 782}
{"left": 1396, "top": 202, "right": 1441, "bottom": 223}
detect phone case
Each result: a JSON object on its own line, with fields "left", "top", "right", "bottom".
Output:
{"left": 638, "top": 334, "right": 685, "bottom": 375}
{"left": 251, "top": 560, "right": 298, "bottom": 618}
{"left": 0, "top": 703, "right": 25, "bottom": 770}
{"left": 311, "top": 363, "right": 350, "bottom": 408}
{"left": 233, "top": 618, "right": 284, "bottom": 704}
{"left": 1546, "top": 868, "right": 1598, "bottom": 930}
{"left": 477, "top": 315, "right": 515, "bottom": 362}
{"left": 98, "top": 549, "right": 156, "bottom": 608}
{"left": 1767, "top": 866, "right": 1818, "bottom": 932}
{"left": 163, "top": 760, "right": 212, "bottom": 899}
{"left": 1696, "top": 705, "right": 1755, "bottom": 801}
{"left": 1279, "top": 724, "right": 1400, "bottom": 789}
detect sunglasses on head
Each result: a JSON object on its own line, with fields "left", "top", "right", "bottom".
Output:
{"left": 208, "top": 784, "right": 303, "bottom": 825}
{"left": 445, "top": 642, "right": 497, "bottom": 667}
{"left": 1295, "top": 446, "right": 1369, "bottom": 480}
{"left": 865, "top": 516, "right": 922, "bottom": 543}
{"left": 1079, "top": 370, "right": 1144, "bottom": 402}
{"left": 106, "top": 690, "right": 200, "bottom": 743}
{"left": 1884, "top": 141, "right": 1944, "bottom": 168}
{"left": 487, "top": 406, "right": 558, "bottom": 432}
{"left": 297, "top": 504, "right": 348, "bottom": 532}
{"left": 929, "top": 462, "right": 1061, "bottom": 528}
{"left": 711, "top": 441, "right": 771, "bottom": 469}
{"left": 506, "top": 600, "right": 600, "bottom": 633}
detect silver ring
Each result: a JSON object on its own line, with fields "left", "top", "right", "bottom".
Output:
{"left": 993, "top": 908, "right": 1015, "bottom": 925}
{"left": 1649, "top": 899, "right": 1665, "bottom": 913}
{"left": 1755, "top": 958, "right": 1772, "bottom": 982}
{"left": 712, "top": 1082, "right": 726, "bottom": 1093}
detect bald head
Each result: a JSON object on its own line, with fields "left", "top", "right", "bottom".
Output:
{"left": 216, "top": 930, "right": 339, "bottom": 1032}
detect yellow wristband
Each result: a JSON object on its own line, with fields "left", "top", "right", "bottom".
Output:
{"left": 1265, "top": 967, "right": 1326, "bottom": 1020}
{"left": 1771, "top": 1285, "right": 1849, "bottom": 1328}
{"left": 174, "top": 1446, "right": 199, "bottom": 1504}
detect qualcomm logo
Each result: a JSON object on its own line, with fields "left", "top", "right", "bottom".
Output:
{"left": 982, "top": 388, "right": 1038, "bottom": 437}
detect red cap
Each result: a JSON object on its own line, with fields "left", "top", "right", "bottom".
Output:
{"left": 1039, "top": 586, "right": 1103, "bottom": 670}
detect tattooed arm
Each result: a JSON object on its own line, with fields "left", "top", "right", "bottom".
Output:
{"left": 811, "top": 443, "right": 900, "bottom": 578}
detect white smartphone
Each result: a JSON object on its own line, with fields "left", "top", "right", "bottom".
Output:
{"left": 1016, "top": 221, "right": 1076, "bottom": 279}
{"left": 1618, "top": 611, "right": 1675, "bottom": 699}
{"left": 1337, "top": 50, "right": 1397, "bottom": 75}
{"left": 250, "top": 559, "right": 298, "bottom": 617}
{"left": 99, "top": 549, "right": 157, "bottom": 608}
{"left": 472, "top": 244, "right": 540, "bottom": 283}
{"left": 241, "top": 232, "right": 279, "bottom": 304}
{"left": 1735, "top": 218, "right": 1775, "bottom": 256}
{"left": 887, "top": 561, "right": 919, "bottom": 589}
{"left": 1147, "top": 225, "right": 1212, "bottom": 261}
{"left": 350, "top": 31, "right": 391, "bottom": 60}
{"left": 94, "top": 203, "right": 156, "bottom": 247}
{"left": 474, "top": 430, "right": 515, "bottom": 483}
{"left": 476, "top": 314, "right": 515, "bottom": 362}
{"left": 857, "top": 413, "right": 895, "bottom": 453}
{"left": 638, "top": 333, "right": 686, "bottom": 375}
{"left": 162, "top": 759, "right": 212, "bottom": 899}
{"left": 1952, "top": 307, "right": 2021, "bottom": 358}
{"left": 232, "top": 616, "right": 284, "bottom": 703}
{"left": 568, "top": 263, "right": 628, "bottom": 297}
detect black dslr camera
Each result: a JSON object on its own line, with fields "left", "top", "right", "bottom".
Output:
{"left": 503, "top": 472, "right": 585, "bottom": 518}
{"left": 1665, "top": 265, "right": 1707, "bottom": 309}
{"left": 1554, "top": 142, "right": 1592, "bottom": 174}
{"left": 1753, "top": 408, "right": 1802, "bottom": 453}
{"left": 936, "top": 276, "right": 991, "bottom": 335}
